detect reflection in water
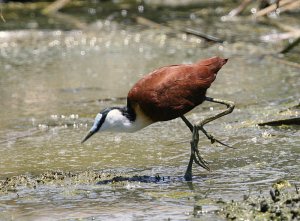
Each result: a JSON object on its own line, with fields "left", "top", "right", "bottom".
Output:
{"left": 0, "top": 26, "right": 299, "bottom": 220}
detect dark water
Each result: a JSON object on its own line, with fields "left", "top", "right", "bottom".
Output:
{"left": 0, "top": 3, "right": 299, "bottom": 220}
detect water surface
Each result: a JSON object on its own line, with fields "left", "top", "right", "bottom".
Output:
{"left": 0, "top": 22, "right": 299, "bottom": 220}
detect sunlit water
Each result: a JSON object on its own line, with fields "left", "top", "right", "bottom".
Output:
{"left": 0, "top": 24, "right": 299, "bottom": 220}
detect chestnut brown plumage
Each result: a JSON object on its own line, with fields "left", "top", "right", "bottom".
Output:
{"left": 81, "top": 56, "right": 235, "bottom": 181}
{"left": 127, "top": 57, "right": 227, "bottom": 122}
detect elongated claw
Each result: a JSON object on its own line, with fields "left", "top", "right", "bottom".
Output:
{"left": 190, "top": 127, "right": 210, "bottom": 171}
{"left": 192, "top": 142, "right": 209, "bottom": 165}
{"left": 214, "top": 138, "right": 235, "bottom": 149}
{"left": 198, "top": 126, "right": 235, "bottom": 149}
{"left": 193, "top": 150, "right": 210, "bottom": 171}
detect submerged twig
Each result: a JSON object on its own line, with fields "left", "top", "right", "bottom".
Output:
{"left": 279, "top": 0, "right": 300, "bottom": 13}
{"left": 269, "top": 55, "right": 300, "bottom": 68}
{"left": 41, "top": 0, "right": 86, "bottom": 29}
{"left": 184, "top": 28, "right": 224, "bottom": 43}
{"left": 135, "top": 16, "right": 165, "bottom": 29}
{"left": 135, "top": 16, "right": 224, "bottom": 43}
{"left": 254, "top": 0, "right": 299, "bottom": 17}
{"left": 42, "top": 0, "right": 71, "bottom": 15}
{"left": 228, "top": 0, "right": 252, "bottom": 17}
{"left": 280, "top": 36, "right": 300, "bottom": 54}
{"left": 258, "top": 117, "right": 300, "bottom": 126}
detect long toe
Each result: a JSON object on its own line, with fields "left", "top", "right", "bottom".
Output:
{"left": 193, "top": 153, "right": 210, "bottom": 171}
{"left": 192, "top": 146, "right": 210, "bottom": 171}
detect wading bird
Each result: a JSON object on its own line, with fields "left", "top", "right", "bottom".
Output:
{"left": 81, "top": 56, "right": 235, "bottom": 181}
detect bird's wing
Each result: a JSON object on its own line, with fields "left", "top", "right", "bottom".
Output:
{"left": 128, "top": 57, "right": 226, "bottom": 121}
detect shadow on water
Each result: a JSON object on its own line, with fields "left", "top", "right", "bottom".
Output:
{"left": 97, "top": 175, "right": 187, "bottom": 185}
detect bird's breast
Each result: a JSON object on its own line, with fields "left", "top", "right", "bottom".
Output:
{"left": 129, "top": 104, "right": 155, "bottom": 132}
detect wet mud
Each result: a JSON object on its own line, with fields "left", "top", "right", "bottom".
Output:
{"left": 221, "top": 181, "right": 300, "bottom": 220}
{"left": 1, "top": 171, "right": 299, "bottom": 220}
{"left": 0, "top": 170, "right": 180, "bottom": 194}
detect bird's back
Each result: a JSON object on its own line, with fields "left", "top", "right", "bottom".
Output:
{"left": 128, "top": 57, "right": 228, "bottom": 122}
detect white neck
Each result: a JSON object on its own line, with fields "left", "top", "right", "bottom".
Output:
{"left": 100, "top": 108, "right": 152, "bottom": 133}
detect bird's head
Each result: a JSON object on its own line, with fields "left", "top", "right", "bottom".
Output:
{"left": 81, "top": 107, "right": 133, "bottom": 143}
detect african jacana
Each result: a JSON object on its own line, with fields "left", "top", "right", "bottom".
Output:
{"left": 81, "top": 56, "right": 235, "bottom": 181}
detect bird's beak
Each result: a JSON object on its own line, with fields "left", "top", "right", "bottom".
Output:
{"left": 81, "top": 113, "right": 103, "bottom": 144}
{"left": 81, "top": 130, "right": 96, "bottom": 144}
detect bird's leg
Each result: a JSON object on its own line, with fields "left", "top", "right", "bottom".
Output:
{"left": 190, "top": 125, "right": 210, "bottom": 171}
{"left": 180, "top": 97, "right": 234, "bottom": 180}
{"left": 181, "top": 116, "right": 194, "bottom": 181}
{"left": 181, "top": 115, "right": 193, "bottom": 132}
{"left": 181, "top": 116, "right": 210, "bottom": 181}
{"left": 184, "top": 145, "right": 194, "bottom": 181}
{"left": 196, "top": 97, "right": 235, "bottom": 148}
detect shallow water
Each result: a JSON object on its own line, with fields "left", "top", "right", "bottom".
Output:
{"left": 0, "top": 21, "right": 299, "bottom": 220}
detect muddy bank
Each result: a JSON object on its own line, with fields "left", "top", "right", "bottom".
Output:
{"left": 220, "top": 181, "right": 300, "bottom": 220}
{"left": 0, "top": 170, "right": 123, "bottom": 193}
{"left": 0, "top": 170, "right": 178, "bottom": 194}
{"left": 1, "top": 170, "right": 299, "bottom": 220}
